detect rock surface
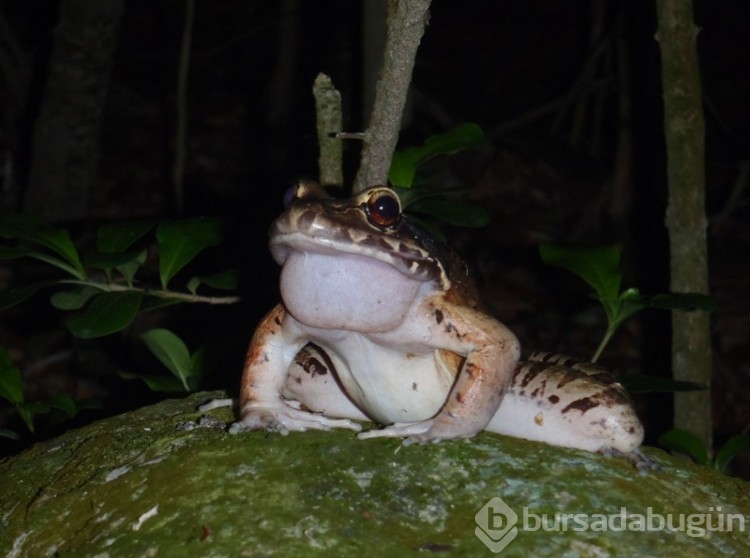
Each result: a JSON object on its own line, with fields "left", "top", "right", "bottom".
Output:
{"left": 1, "top": 391, "right": 748, "bottom": 557}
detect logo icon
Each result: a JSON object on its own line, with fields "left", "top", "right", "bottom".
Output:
{"left": 475, "top": 497, "right": 519, "bottom": 553}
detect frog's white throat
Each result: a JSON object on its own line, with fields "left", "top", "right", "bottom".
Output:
{"left": 279, "top": 250, "right": 430, "bottom": 333}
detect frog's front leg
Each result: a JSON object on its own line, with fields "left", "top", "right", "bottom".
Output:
{"left": 360, "top": 300, "right": 520, "bottom": 443}
{"left": 232, "top": 304, "right": 362, "bottom": 435}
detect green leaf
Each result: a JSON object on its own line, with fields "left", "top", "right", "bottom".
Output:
{"left": 97, "top": 220, "right": 155, "bottom": 253}
{"left": 190, "top": 345, "right": 219, "bottom": 381}
{"left": 713, "top": 433, "right": 750, "bottom": 473}
{"left": 657, "top": 429, "right": 710, "bottom": 465}
{"left": 120, "top": 371, "right": 188, "bottom": 393}
{"left": 0, "top": 245, "right": 31, "bottom": 259}
{"left": 615, "top": 297, "right": 648, "bottom": 325}
{"left": 65, "top": 292, "right": 143, "bottom": 338}
{"left": 18, "top": 400, "right": 52, "bottom": 414}
{"left": 0, "top": 347, "right": 24, "bottom": 404}
{"left": 647, "top": 293, "right": 716, "bottom": 312}
{"left": 392, "top": 184, "right": 470, "bottom": 209}
{"left": 50, "top": 285, "right": 102, "bottom": 310}
{"left": 16, "top": 401, "right": 52, "bottom": 433}
{"left": 84, "top": 250, "right": 145, "bottom": 270}
{"left": 389, "top": 149, "right": 421, "bottom": 188}
{"left": 539, "top": 243, "right": 622, "bottom": 302}
{"left": 140, "top": 328, "right": 194, "bottom": 391}
{"left": 140, "top": 297, "right": 183, "bottom": 313}
{"left": 0, "top": 214, "right": 85, "bottom": 278}
{"left": 47, "top": 394, "right": 78, "bottom": 417}
{"left": 618, "top": 374, "right": 707, "bottom": 393}
{"left": 389, "top": 123, "right": 485, "bottom": 188}
{"left": 420, "top": 122, "right": 485, "bottom": 158}
{"left": 0, "top": 282, "right": 53, "bottom": 311}
{"left": 156, "top": 218, "right": 221, "bottom": 289}
{"left": 186, "top": 269, "right": 239, "bottom": 295}
{"left": 408, "top": 198, "right": 489, "bottom": 228}
{"left": 25, "top": 250, "right": 86, "bottom": 279}
{"left": 16, "top": 407, "right": 36, "bottom": 433}
{"left": 116, "top": 250, "right": 147, "bottom": 285}
{"left": 0, "top": 428, "right": 20, "bottom": 440}
{"left": 44, "top": 394, "right": 101, "bottom": 420}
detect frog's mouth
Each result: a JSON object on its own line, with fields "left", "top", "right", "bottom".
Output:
{"left": 270, "top": 229, "right": 441, "bottom": 284}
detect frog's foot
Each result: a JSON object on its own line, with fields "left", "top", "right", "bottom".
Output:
{"left": 600, "top": 447, "right": 662, "bottom": 475}
{"left": 229, "top": 399, "right": 362, "bottom": 435}
{"left": 358, "top": 418, "right": 478, "bottom": 444}
{"left": 198, "top": 398, "right": 235, "bottom": 412}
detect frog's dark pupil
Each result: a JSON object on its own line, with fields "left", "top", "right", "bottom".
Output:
{"left": 368, "top": 193, "right": 400, "bottom": 227}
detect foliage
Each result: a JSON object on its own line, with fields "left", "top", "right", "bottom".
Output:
{"left": 0, "top": 215, "right": 239, "bottom": 436}
{"left": 658, "top": 428, "right": 750, "bottom": 474}
{"left": 389, "top": 123, "right": 489, "bottom": 228}
{"left": 0, "top": 347, "right": 101, "bottom": 439}
{"left": 120, "top": 328, "right": 216, "bottom": 393}
{"left": 0, "top": 217, "right": 238, "bottom": 337}
{"left": 539, "top": 243, "right": 715, "bottom": 363}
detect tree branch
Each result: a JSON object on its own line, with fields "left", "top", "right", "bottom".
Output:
{"left": 353, "top": 0, "right": 431, "bottom": 193}
{"left": 60, "top": 280, "right": 240, "bottom": 305}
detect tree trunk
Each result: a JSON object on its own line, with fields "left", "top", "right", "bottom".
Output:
{"left": 655, "top": 0, "right": 712, "bottom": 449}
{"left": 24, "top": 0, "right": 123, "bottom": 222}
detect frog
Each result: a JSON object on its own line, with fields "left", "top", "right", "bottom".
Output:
{"left": 205, "top": 181, "right": 645, "bottom": 458}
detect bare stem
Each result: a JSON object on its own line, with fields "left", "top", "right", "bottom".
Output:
{"left": 312, "top": 73, "right": 344, "bottom": 186}
{"left": 61, "top": 280, "right": 240, "bottom": 305}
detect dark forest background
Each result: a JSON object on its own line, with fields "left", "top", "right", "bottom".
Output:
{"left": 0, "top": 0, "right": 748, "bottom": 471}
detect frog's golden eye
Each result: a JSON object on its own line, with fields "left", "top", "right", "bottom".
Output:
{"left": 365, "top": 189, "right": 401, "bottom": 229}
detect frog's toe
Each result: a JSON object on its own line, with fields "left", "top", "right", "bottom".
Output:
{"left": 198, "top": 398, "right": 235, "bottom": 412}
{"left": 358, "top": 420, "right": 433, "bottom": 441}
{"left": 230, "top": 401, "right": 362, "bottom": 435}
{"left": 599, "top": 447, "right": 662, "bottom": 475}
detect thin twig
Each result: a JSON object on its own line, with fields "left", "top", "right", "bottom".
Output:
{"left": 60, "top": 279, "right": 241, "bottom": 305}
{"left": 312, "top": 73, "right": 344, "bottom": 186}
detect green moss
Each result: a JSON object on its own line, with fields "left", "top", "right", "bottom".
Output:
{"left": 1, "top": 391, "right": 748, "bottom": 557}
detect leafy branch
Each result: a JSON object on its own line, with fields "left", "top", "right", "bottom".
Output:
{"left": 389, "top": 122, "right": 489, "bottom": 229}
{"left": 539, "top": 243, "right": 715, "bottom": 363}
{"left": 0, "top": 216, "right": 239, "bottom": 339}
{"left": 0, "top": 215, "right": 239, "bottom": 433}
{"left": 120, "top": 328, "right": 215, "bottom": 393}
{"left": 0, "top": 347, "right": 100, "bottom": 439}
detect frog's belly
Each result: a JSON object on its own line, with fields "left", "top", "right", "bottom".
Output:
{"left": 289, "top": 339, "right": 453, "bottom": 425}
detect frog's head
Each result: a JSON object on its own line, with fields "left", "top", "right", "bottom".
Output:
{"left": 269, "top": 181, "right": 451, "bottom": 332}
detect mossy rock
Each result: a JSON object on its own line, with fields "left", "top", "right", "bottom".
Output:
{"left": 1, "top": 391, "right": 748, "bottom": 557}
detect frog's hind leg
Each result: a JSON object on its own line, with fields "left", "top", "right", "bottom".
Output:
{"left": 282, "top": 343, "right": 370, "bottom": 422}
{"left": 487, "top": 356, "right": 644, "bottom": 454}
